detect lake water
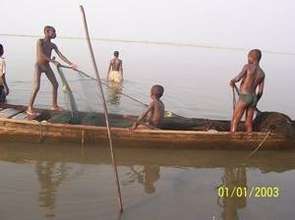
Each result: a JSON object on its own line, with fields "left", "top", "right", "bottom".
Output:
{"left": 1, "top": 142, "right": 295, "bottom": 220}
{"left": 1, "top": 36, "right": 294, "bottom": 119}
{"left": 0, "top": 36, "right": 295, "bottom": 220}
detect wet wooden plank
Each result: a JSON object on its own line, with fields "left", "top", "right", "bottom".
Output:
{"left": 0, "top": 108, "right": 24, "bottom": 119}
{"left": 11, "top": 112, "right": 29, "bottom": 120}
{"left": 12, "top": 112, "right": 41, "bottom": 121}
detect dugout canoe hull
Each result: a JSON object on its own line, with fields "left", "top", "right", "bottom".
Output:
{"left": 0, "top": 104, "right": 293, "bottom": 149}
{"left": 0, "top": 117, "right": 293, "bottom": 150}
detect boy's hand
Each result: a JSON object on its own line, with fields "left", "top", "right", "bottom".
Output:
{"left": 128, "top": 127, "right": 133, "bottom": 135}
{"left": 69, "top": 63, "right": 78, "bottom": 69}
{"left": 230, "top": 80, "right": 235, "bottom": 87}
{"left": 51, "top": 60, "right": 60, "bottom": 66}
{"left": 129, "top": 123, "right": 137, "bottom": 135}
{"left": 131, "top": 122, "right": 138, "bottom": 130}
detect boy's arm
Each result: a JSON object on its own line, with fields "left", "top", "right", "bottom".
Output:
{"left": 132, "top": 103, "right": 154, "bottom": 129}
{"left": 107, "top": 61, "right": 112, "bottom": 79}
{"left": 120, "top": 60, "right": 123, "bottom": 78}
{"left": 230, "top": 65, "right": 248, "bottom": 87}
{"left": 53, "top": 45, "right": 75, "bottom": 67}
{"left": 256, "top": 77, "right": 265, "bottom": 102}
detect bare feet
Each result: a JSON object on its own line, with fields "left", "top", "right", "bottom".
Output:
{"left": 51, "top": 106, "right": 64, "bottom": 111}
{"left": 26, "top": 107, "right": 37, "bottom": 115}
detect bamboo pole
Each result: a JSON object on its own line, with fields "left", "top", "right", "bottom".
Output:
{"left": 79, "top": 5, "right": 123, "bottom": 212}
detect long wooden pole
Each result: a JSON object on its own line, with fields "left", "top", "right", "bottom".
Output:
{"left": 79, "top": 5, "right": 123, "bottom": 212}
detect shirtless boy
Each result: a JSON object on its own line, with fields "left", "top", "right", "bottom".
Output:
{"left": 131, "top": 85, "right": 165, "bottom": 130}
{"left": 107, "top": 51, "right": 123, "bottom": 83}
{"left": 230, "top": 49, "right": 265, "bottom": 132}
{"left": 27, "top": 25, "right": 76, "bottom": 114}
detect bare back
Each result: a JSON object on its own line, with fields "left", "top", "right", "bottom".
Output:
{"left": 240, "top": 64, "right": 265, "bottom": 94}
{"left": 148, "top": 99, "right": 165, "bottom": 127}
{"left": 110, "top": 58, "right": 122, "bottom": 71}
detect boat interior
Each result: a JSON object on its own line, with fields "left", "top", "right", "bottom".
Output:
{"left": 0, "top": 103, "right": 236, "bottom": 131}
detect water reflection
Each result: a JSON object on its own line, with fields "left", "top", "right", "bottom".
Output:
{"left": 107, "top": 82, "right": 123, "bottom": 105}
{"left": 219, "top": 167, "right": 247, "bottom": 220}
{"left": 125, "top": 165, "right": 160, "bottom": 194}
{"left": 35, "top": 162, "right": 69, "bottom": 219}
{"left": 1, "top": 143, "right": 295, "bottom": 220}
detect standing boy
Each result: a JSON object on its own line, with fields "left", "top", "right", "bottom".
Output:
{"left": 0, "top": 44, "right": 9, "bottom": 103}
{"left": 230, "top": 49, "right": 265, "bottom": 132}
{"left": 107, "top": 51, "right": 123, "bottom": 83}
{"left": 27, "top": 25, "right": 76, "bottom": 115}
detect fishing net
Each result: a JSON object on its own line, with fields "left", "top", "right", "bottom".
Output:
{"left": 52, "top": 65, "right": 217, "bottom": 130}
{"left": 50, "top": 63, "right": 197, "bottom": 130}
{"left": 254, "top": 112, "right": 295, "bottom": 137}
{"left": 51, "top": 65, "right": 146, "bottom": 128}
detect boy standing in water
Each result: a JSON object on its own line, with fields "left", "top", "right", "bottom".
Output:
{"left": 27, "top": 25, "right": 76, "bottom": 115}
{"left": 107, "top": 51, "right": 123, "bottom": 83}
{"left": 0, "top": 44, "right": 9, "bottom": 103}
{"left": 230, "top": 49, "right": 265, "bottom": 132}
{"left": 130, "top": 85, "right": 165, "bottom": 130}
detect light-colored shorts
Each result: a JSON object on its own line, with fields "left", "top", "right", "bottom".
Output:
{"left": 108, "top": 71, "right": 123, "bottom": 83}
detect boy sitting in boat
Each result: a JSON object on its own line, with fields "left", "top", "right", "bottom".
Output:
{"left": 130, "top": 85, "right": 165, "bottom": 130}
{"left": 0, "top": 44, "right": 9, "bottom": 103}
{"left": 107, "top": 51, "right": 123, "bottom": 83}
{"left": 230, "top": 49, "right": 265, "bottom": 132}
{"left": 27, "top": 25, "right": 76, "bottom": 115}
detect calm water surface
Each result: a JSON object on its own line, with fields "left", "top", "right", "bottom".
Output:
{"left": 1, "top": 36, "right": 294, "bottom": 119}
{"left": 0, "top": 142, "right": 295, "bottom": 220}
{"left": 0, "top": 36, "right": 295, "bottom": 220}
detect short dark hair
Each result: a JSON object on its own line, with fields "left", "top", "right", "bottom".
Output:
{"left": 0, "top": 44, "right": 3, "bottom": 57}
{"left": 250, "top": 49, "right": 262, "bottom": 62}
{"left": 151, "top": 85, "right": 164, "bottom": 98}
{"left": 114, "top": 51, "right": 119, "bottom": 57}
{"left": 44, "top": 25, "right": 55, "bottom": 34}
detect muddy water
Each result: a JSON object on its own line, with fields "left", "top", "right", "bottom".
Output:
{"left": 0, "top": 142, "right": 295, "bottom": 220}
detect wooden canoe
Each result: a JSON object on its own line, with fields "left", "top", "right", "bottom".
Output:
{"left": 0, "top": 103, "right": 294, "bottom": 150}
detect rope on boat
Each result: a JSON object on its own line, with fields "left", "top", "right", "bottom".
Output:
{"left": 246, "top": 131, "right": 271, "bottom": 159}
{"left": 1, "top": 33, "right": 295, "bottom": 56}
{"left": 232, "top": 84, "right": 240, "bottom": 112}
{"left": 80, "top": 5, "right": 123, "bottom": 212}
{"left": 232, "top": 87, "right": 236, "bottom": 112}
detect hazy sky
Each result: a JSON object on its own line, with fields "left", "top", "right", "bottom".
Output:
{"left": 1, "top": 0, "right": 295, "bottom": 52}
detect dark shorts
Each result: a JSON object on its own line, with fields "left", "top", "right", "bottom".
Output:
{"left": 239, "top": 93, "right": 257, "bottom": 108}
{"left": 0, "top": 85, "right": 6, "bottom": 103}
